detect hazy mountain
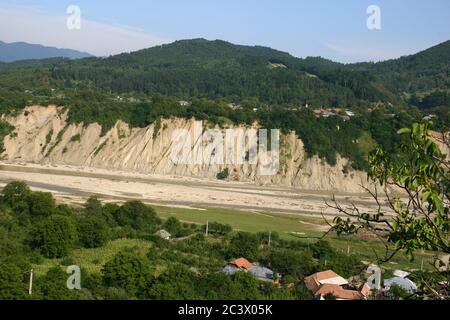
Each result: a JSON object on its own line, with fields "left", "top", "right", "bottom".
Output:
{"left": 0, "top": 41, "right": 93, "bottom": 62}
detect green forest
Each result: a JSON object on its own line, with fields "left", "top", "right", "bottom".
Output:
{"left": 0, "top": 39, "right": 449, "bottom": 170}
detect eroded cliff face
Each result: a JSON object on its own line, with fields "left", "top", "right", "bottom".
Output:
{"left": 1, "top": 105, "right": 370, "bottom": 192}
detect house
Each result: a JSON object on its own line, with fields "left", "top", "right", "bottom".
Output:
{"left": 178, "top": 100, "right": 190, "bottom": 107}
{"left": 155, "top": 229, "right": 171, "bottom": 240}
{"left": 227, "top": 103, "right": 242, "bottom": 110}
{"left": 321, "top": 111, "right": 336, "bottom": 118}
{"left": 222, "top": 258, "right": 275, "bottom": 282}
{"left": 313, "top": 109, "right": 323, "bottom": 118}
{"left": 423, "top": 114, "right": 436, "bottom": 121}
{"left": 223, "top": 257, "right": 254, "bottom": 275}
{"left": 304, "top": 270, "right": 349, "bottom": 293}
{"left": 249, "top": 266, "right": 274, "bottom": 282}
{"left": 345, "top": 109, "right": 355, "bottom": 117}
{"left": 304, "top": 270, "right": 369, "bottom": 300}
{"left": 314, "top": 284, "right": 363, "bottom": 300}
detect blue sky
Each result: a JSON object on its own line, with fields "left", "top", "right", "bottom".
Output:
{"left": 1, "top": 0, "right": 449, "bottom": 62}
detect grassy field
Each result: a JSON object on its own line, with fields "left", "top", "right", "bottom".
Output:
{"left": 154, "top": 205, "right": 326, "bottom": 239}
{"left": 32, "top": 205, "right": 439, "bottom": 276}
{"left": 32, "top": 238, "right": 152, "bottom": 276}
{"left": 153, "top": 204, "right": 438, "bottom": 271}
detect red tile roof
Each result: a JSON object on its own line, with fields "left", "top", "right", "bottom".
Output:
{"left": 359, "top": 283, "right": 371, "bottom": 298}
{"left": 229, "top": 258, "right": 254, "bottom": 270}
{"left": 304, "top": 270, "right": 343, "bottom": 293}
{"left": 304, "top": 270, "right": 366, "bottom": 300}
{"left": 315, "top": 284, "right": 363, "bottom": 300}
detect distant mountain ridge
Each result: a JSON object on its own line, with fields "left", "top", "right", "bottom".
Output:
{"left": 0, "top": 41, "right": 93, "bottom": 62}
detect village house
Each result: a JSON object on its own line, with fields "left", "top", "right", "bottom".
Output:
{"left": 227, "top": 103, "right": 242, "bottom": 110}
{"left": 422, "top": 114, "right": 437, "bottom": 121}
{"left": 304, "top": 270, "right": 371, "bottom": 300}
{"left": 345, "top": 109, "right": 355, "bottom": 117}
{"left": 178, "top": 100, "right": 190, "bottom": 107}
{"left": 155, "top": 229, "right": 172, "bottom": 240}
{"left": 223, "top": 257, "right": 254, "bottom": 275}
{"left": 223, "top": 257, "right": 275, "bottom": 282}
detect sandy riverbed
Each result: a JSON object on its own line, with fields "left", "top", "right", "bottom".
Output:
{"left": 0, "top": 161, "right": 386, "bottom": 216}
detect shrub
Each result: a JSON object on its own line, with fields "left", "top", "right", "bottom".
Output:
{"left": 216, "top": 168, "right": 230, "bottom": 180}
{"left": 70, "top": 134, "right": 81, "bottom": 142}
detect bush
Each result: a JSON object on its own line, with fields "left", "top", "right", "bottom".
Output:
{"left": 70, "top": 134, "right": 81, "bottom": 142}
{"left": 216, "top": 168, "right": 230, "bottom": 180}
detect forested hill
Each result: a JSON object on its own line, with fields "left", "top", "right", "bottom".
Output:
{"left": 50, "top": 38, "right": 396, "bottom": 106}
{"left": 0, "top": 39, "right": 448, "bottom": 170}
{"left": 349, "top": 40, "right": 450, "bottom": 94}
{"left": 1, "top": 38, "right": 449, "bottom": 109}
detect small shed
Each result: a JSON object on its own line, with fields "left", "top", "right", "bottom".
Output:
{"left": 155, "top": 229, "right": 171, "bottom": 240}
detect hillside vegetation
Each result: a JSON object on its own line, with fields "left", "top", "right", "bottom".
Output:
{"left": 0, "top": 39, "right": 448, "bottom": 170}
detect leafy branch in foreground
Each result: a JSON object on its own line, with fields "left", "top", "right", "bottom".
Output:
{"left": 326, "top": 121, "right": 449, "bottom": 298}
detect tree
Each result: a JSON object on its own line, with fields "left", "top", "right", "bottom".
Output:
{"left": 228, "top": 232, "right": 259, "bottom": 260}
{"left": 0, "top": 263, "right": 27, "bottom": 299}
{"left": 36, "top": 266, "right": 73, "bottom": 300}
{"left": 36, "top": 266, "right": 91, "bottom": 300}
{"left": 268, "top": 249, "right": 315, "bottom": 278}
{"left": 205, "top": 222, "right": 233, "bottom": 236}
{"left": 328, "top": 121, "right": 449, "bottom": 298}
{"left": 114, "top": 201, "right": 161, "bottom": 231}
{"left": 27, "top": 192, "right": 56, "bottom": 218}
{"left": 163, "top": 217, "right": 182, "bottom": 237}
{"left": 102, "top": 250, "right": 153, "bottom": 298}
{"left": 311, "top": 240, "right": 335, "bottom": 260}
{"left": 1, "top": 181, "right": 31, "bottom": 217}
{"left": 29, "top": 215, "right": 78, "bottom": 258}
{"left": 84, "top": 196, "right": 102, "bottom": 215}
{"left": 145, "top": 264, "right": 199, "bottom": 299}
{"left": 78, "top": 215, "right": 110, "bottom": 248}
{"left": 1, "top": 181, "right": 31, "bottom": 207}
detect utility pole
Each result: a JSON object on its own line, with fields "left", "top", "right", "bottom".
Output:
{"left": 28, "top": 269, "right": 33, "bottom": 295}
{"left": 268, "top": 231, "right": 271, "bottom": 247}
{"left": 205, "top": 220, "right": 209, "bottom": 237}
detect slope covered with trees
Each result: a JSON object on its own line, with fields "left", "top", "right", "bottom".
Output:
{"left": 0, "top": 39, "right": 448, "bottom": 170}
